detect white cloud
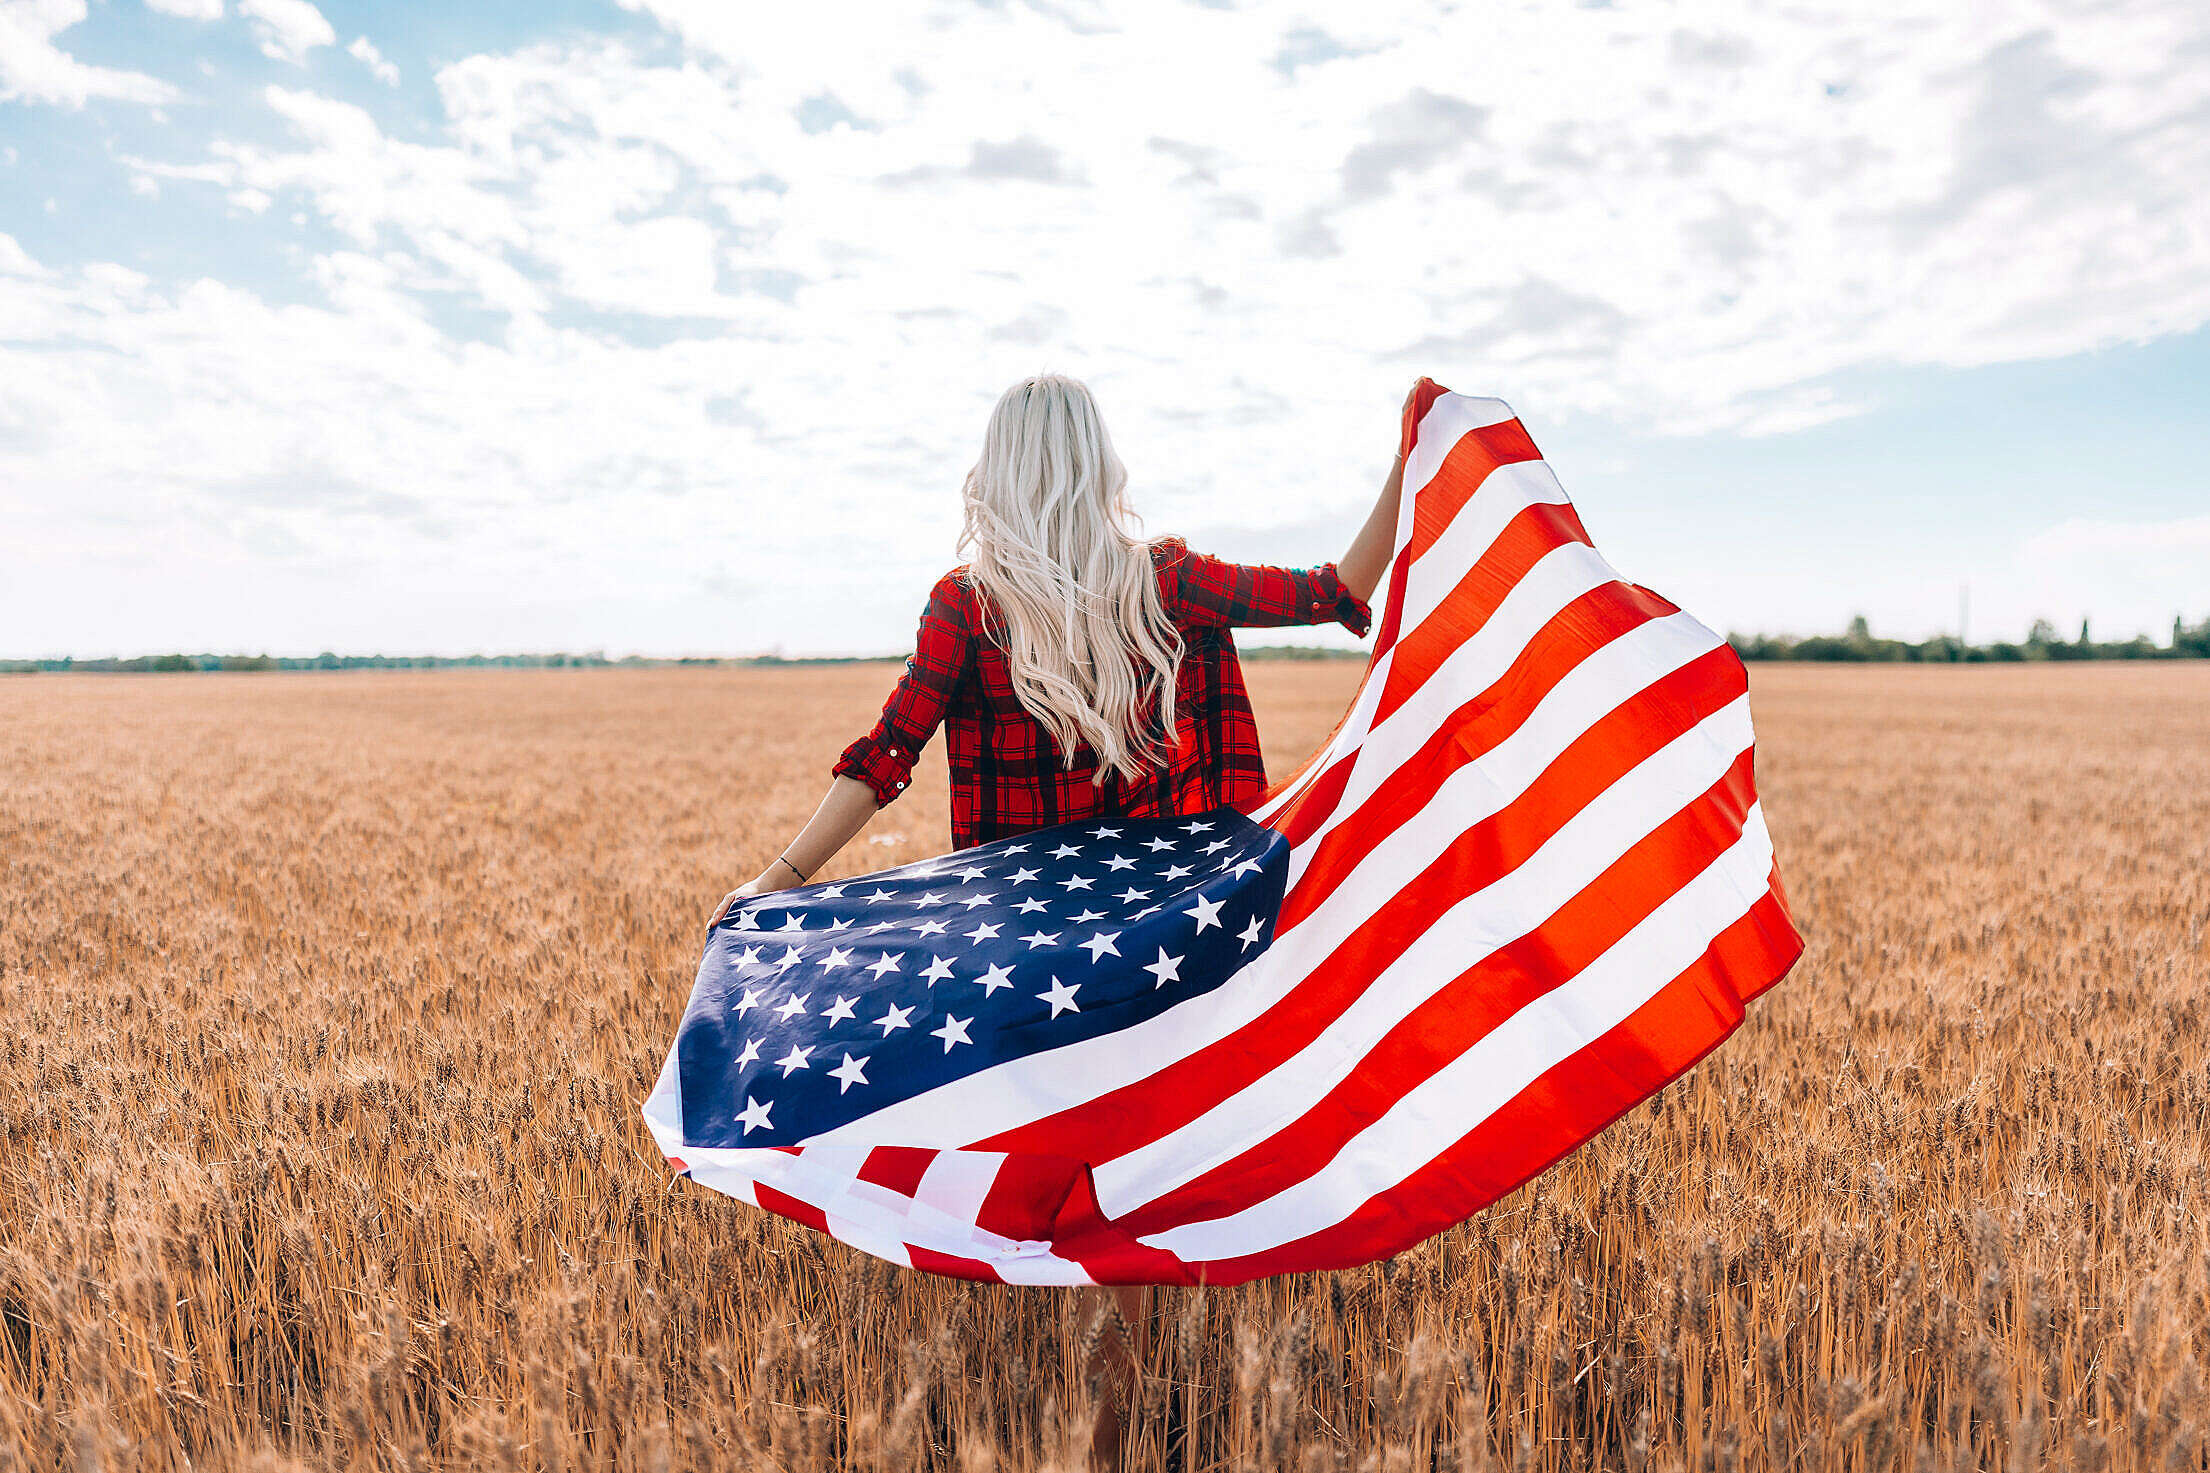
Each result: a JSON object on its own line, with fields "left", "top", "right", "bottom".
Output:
{"left": 145, "top": 0, "right": 225, "bottom": 19}
{"left": 347, "top": 35, "right": 397, "bottom": 87}
{"left": 238, "top": 0, "right": 333, "bottom": 66}
{"left": 0, "top": 0, "right": 177, "bottom": 105}
{"left": 5, "top": 1, "right": 2210, "bottom": 655}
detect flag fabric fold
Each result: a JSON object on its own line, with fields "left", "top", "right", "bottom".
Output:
{"left": 641, "top": 379, "right": 1804, "bottom": 1285}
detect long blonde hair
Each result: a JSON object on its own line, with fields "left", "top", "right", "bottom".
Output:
{"left": 959, "top": 375, "right": 1185, "bottom": 785}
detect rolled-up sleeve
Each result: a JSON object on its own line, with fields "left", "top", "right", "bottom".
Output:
{"left": 832, "top": 574, "right": 973, "bottom": 805}
{"left": 1165, "top": 538, "right": 1372, "bottom": 638}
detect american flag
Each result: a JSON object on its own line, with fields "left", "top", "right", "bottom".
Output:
{"left": 642, "top": 380, "right": 1804, "bottom": 1285}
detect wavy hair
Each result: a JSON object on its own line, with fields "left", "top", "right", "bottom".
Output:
{"left": 958, "top": 374, "right": 1185, "bottom": 785}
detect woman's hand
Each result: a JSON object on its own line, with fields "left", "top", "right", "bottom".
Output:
{"left": 707, "top": 875, "right": 780, "bottom": 932}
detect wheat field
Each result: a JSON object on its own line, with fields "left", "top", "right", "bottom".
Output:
{"left": 2, "top": 662, "right": 2207, "bottom": 1471}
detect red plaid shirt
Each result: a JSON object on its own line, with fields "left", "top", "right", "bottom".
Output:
{"left": 834, "top": 536, "right": 1372, "bottom": 851}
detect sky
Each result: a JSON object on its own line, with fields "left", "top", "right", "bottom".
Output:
{"left": 2, "top": 0, "right": 2206, "bottom": 659}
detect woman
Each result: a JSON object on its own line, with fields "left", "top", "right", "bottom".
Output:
{"left": 708, "top": 372, "right": 1408, "bottom": 1464}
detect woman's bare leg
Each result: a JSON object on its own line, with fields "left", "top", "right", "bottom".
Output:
{"left": 1085, "top": 1283, "right": 1149, "bottom": 1467}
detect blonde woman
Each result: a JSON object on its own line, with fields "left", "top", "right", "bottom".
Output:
{"left": 709, "top": 372, "right": 1408, "bottom": 1463}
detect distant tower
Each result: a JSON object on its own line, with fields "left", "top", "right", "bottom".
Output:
{"left": 1958, "top": 584, "right": 1970, "bottom": 648}
{"left": 2079, "top": 616, "right": 2090, "bottom": 646}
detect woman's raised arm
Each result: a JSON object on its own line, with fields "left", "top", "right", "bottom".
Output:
{"left": 1335, "top": 383, "right": 1419, "bottom": 605}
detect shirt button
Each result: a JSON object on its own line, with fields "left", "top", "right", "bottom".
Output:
{"left": 896, "top": 780, "right": 906, "bottom": 789}
{"left": 889, "top": 747, "right": 900, "bottom": 757}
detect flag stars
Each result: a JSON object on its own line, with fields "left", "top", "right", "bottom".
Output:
{"left": 921, "top": 955, "right": 956, "bottom": 984}
{"left": 955, "top": 865, "right": 990, "bottom": 882}
{"left": 1020, "top": 930, "right": 1060, "bottom": 949}
{"left": 974, "top": 962, "right": 1015, "bottom": 996}
{"left": 1143, "top": 948, "right": 1184, "bottom": 988}
{"left": 1229, "top": 858, "right": 1264, "bottom": 879}
{"left": 1089, "top": 825, "right": 1122, "bottom": 838}
{"left": 816, "top": 945, "right": 854, "bottom": 971}
{"left": 1185, "top": 894, "right": 1224, "bottom": 933}
{"left": 912, "top": 891, "right": 945, "bottom": 907}
{"left": 1007, "top": 867, "right": 1041, "bottom": 885}
{"left": 822, "top": 995, "right": 858, "bottom": 1026}
{"left": 866, "top": 952, "right": 903, "bottom": 978}
{"left": 774, "top": 991, "right": 810, "bottom": 1021}
{"left": 737, "top": 1096, "right": 773, "bottom": 1134}
{"left": 779, "top": 912, "right": 807, "bottom": 931}
{"left": 965, "top": 921, "right": 1003, "bottom": 943}
{"left": 734, "top": 944, "right": 763, "bottom": 966}
{"left": 916, "top": 918, "right": 950, "bottom": 937}
{"left": 1102, "top": 854, "right": 1138, "bottom": 871}
{"left": 1203, "top": 838, "right": 1232, "bottom": 854}
{"left": 734, "top": 1038, "right": 761, "bottom": 1068}
{"left": 1069, "top": 908, "right": 1107, "bottom": 925}
{"left": 1015, "top": 896, "right": 1050, "bottom": 914}
{"left": 1161, "top": 864, "right": 1194, "bottom": 881}
{"left": 1183, "top": 820, "right": 1214, "bottom": 833}
{"left": 1114, "top": 887, "right": 1151, "bottom": 904}
{"left": 1082, "top": 931, "right": 1122, "bottom": 962}
{"left": 1050, "top": 842, "right": 1082, "bottom": 860}
{"left": 932, "top": 1015, "right": 974, "bottom": 1052}
{"left": 1143, "top": 836, "right": 1176, "bottom": 853}
{"left": 733, "top": 986, "right": 765, "bottom": 1016}
{"left": 775, "top": 1043, "right": 813, "bottom": 1076}
{"left": 829, "top": 1053, "right": 871, "bottom": 1093}
{"left": 873, "top": 1002, "right": 914, "bottom": 1035}
{"left": 1058, "top": 874, "right": 1095, "bottom": 891}
{"left": 1038, "top": 976, "right": 1081, "bottom": 1017}
{"left": 774, "top": 946, "right": 804, "bottom": 972}
{"left": 959, "top": 891, "right": 998, "bottom": 909}
{"left": 865, "top": 887, "right": 897, "bottom": 903}
{"left": 1239, "top": 915, "right": 1265, "bottom": 950}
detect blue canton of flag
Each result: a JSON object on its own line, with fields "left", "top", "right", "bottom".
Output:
{"left": 678, "top": 806, "right": 1288, "bottom": 1148}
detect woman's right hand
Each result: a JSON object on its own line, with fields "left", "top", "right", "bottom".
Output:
{"left": 707, "top": 875, "right": 779, "bottom": 932}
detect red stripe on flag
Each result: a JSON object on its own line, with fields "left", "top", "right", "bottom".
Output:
{"left": 1192, "top": 887, "right": 1804, "bottom": 1282}
{"left": 1117, "top": 743, "right": 1762, "bottom": 1235}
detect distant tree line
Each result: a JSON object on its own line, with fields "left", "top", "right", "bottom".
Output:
{"left": 0, "top": 651, "right": 893, "bottom": 674}
{"left": 1730, "top": 614, "right": 2210, "bottom": 662}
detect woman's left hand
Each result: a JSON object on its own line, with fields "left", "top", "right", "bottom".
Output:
{"left": 707, "top": 876, "right": 778, "bottom": 931}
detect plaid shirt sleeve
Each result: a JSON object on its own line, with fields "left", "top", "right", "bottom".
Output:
{"left": 1163, "top": 538, "right": 1373, "bottom": 637}
{"left": 833, "top": 573, "right": 974, "bottom": 805}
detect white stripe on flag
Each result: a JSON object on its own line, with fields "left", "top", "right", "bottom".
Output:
{"left": 1093, "top": 695, "right": 1756, "bottom": 1216}
{"left": 1137, "top": 805, "right": 1776, "bottom": 1261}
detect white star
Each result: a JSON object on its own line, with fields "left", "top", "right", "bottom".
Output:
{"left": 733, "top": 986, "right": 765, "bottom": 1016}
{"left": 955, "top": 865, "right": 990, "bottom": 882}
{"left": 823, "top": 995, "right": 858, "bottom": 1026}
{"left": 1185, "top": 894, "right": 1224, "bottom": 933}
{"left": 1128, "top": 904, "right": 1162, "bottom": 921}
{"left": 1089, "top": 825, "right": 1123, "bottom": 838}
{"left": 737, "top": 1096, "right": 773, "bottom": 1134}
{"left": 1203, "top": 838, "right": 1232, "bottom": 854}
{"left": 874, "top": 1002, "right": 914, "bottom": 1035}
{"left": 866, "top": 887, "right": 897, "bottom": 903}
{"left": 779, "top": 912, "right": 807, "bottom": 932}
{"left": 916, "top": 918, "right": 949, "bottom": 937}
{"left": 1183, "top": 820, "right": 1215, "bottom": 833}
{"left": 932, "top": 1015, "right": 973, "bottom": 1052}
{"left": 1114, "top": 886, "right": 1151, "bottom": 904}
{"left": 733, "top": 910, "right": 762, "bottom": 930}
{"left": 734, "top": 1038, "right": 761, "bottom": 1067}
{"left": 959, "top": 891, "right": 998, "bottom": 909}
{"left": 1007, "top": 866, "right": 1041, "bottom": 885}
{"left": 921, "top": 955, "right": 957, "bottom": 984}
{"left": 816, "top": 945, "right": 854, "bottom": 971}
{"left": 1058, "top": 874, "right": 1095, "bottom": 891}
{"left": 1069, "top": 908, "right": 1107, "bottom": 924}
{"left": 734, "top": 944, "right": 764, "bottom": 966}
{"left": 965, "top": 921, "right": 1003, "bottom": 943}
{"left": 1160, "top": 863, "right": 1194, "bottom": 881}
{"left": 1081, "top": 931, "right": 1122, "bottom": 962}
{"left": 912, "top": 891, "right": 944, "bottom": 906}
{"left": 1229, "top": 858, "right": 1264, "bottom": 879}
{"left": 774, "top": 991, "right": 810, "bottom": 1020}
{"left": 1144, "top": 836, "right": 1176, "bottom": 853}
{"left": 818, "top": 883, "right": 846, "bottom": 899}
{"left": 1239, "top": 915, "right": 1264, "bottom": 950}
{"left": 775, "top": 945, "right": 804, "bottom": 971}
{"left": 866, "top": 919, "right": 900, "bottom": 934}
{"left": 1143, "top": 948, "right": 1184, "bottom": 988}
{"left": 866, "top": 952, "right": 903, "bottom": 978}
{"left": 1002, "top": 843, "right": 1029, "bottom": 855}
{"left": 1050, "top": 842, "right": 1082, "bottom": 860}
{"left": 1102, "top": 854, "right": 1138, "bottom": 871}
{"left": 1021, "top": 929, "right": 1060, "bottom": 949}
{"left": 774, "top": 1043, "right": 813, "bottom": 1076}
{"left": 974, "top": 962, "right": 1015, "bottom": 996}
{"left": 829, "top": 1052, "right": 871, "bottom": 1093}
{"left": 1038, "top": 976, "right": 1081, "bottom": 1017}
{"left": 1015, "top": 896, "right": 1050, "bottom": 914}
{"left": 825, "top": 916, "right": 853, "bottom": 931}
